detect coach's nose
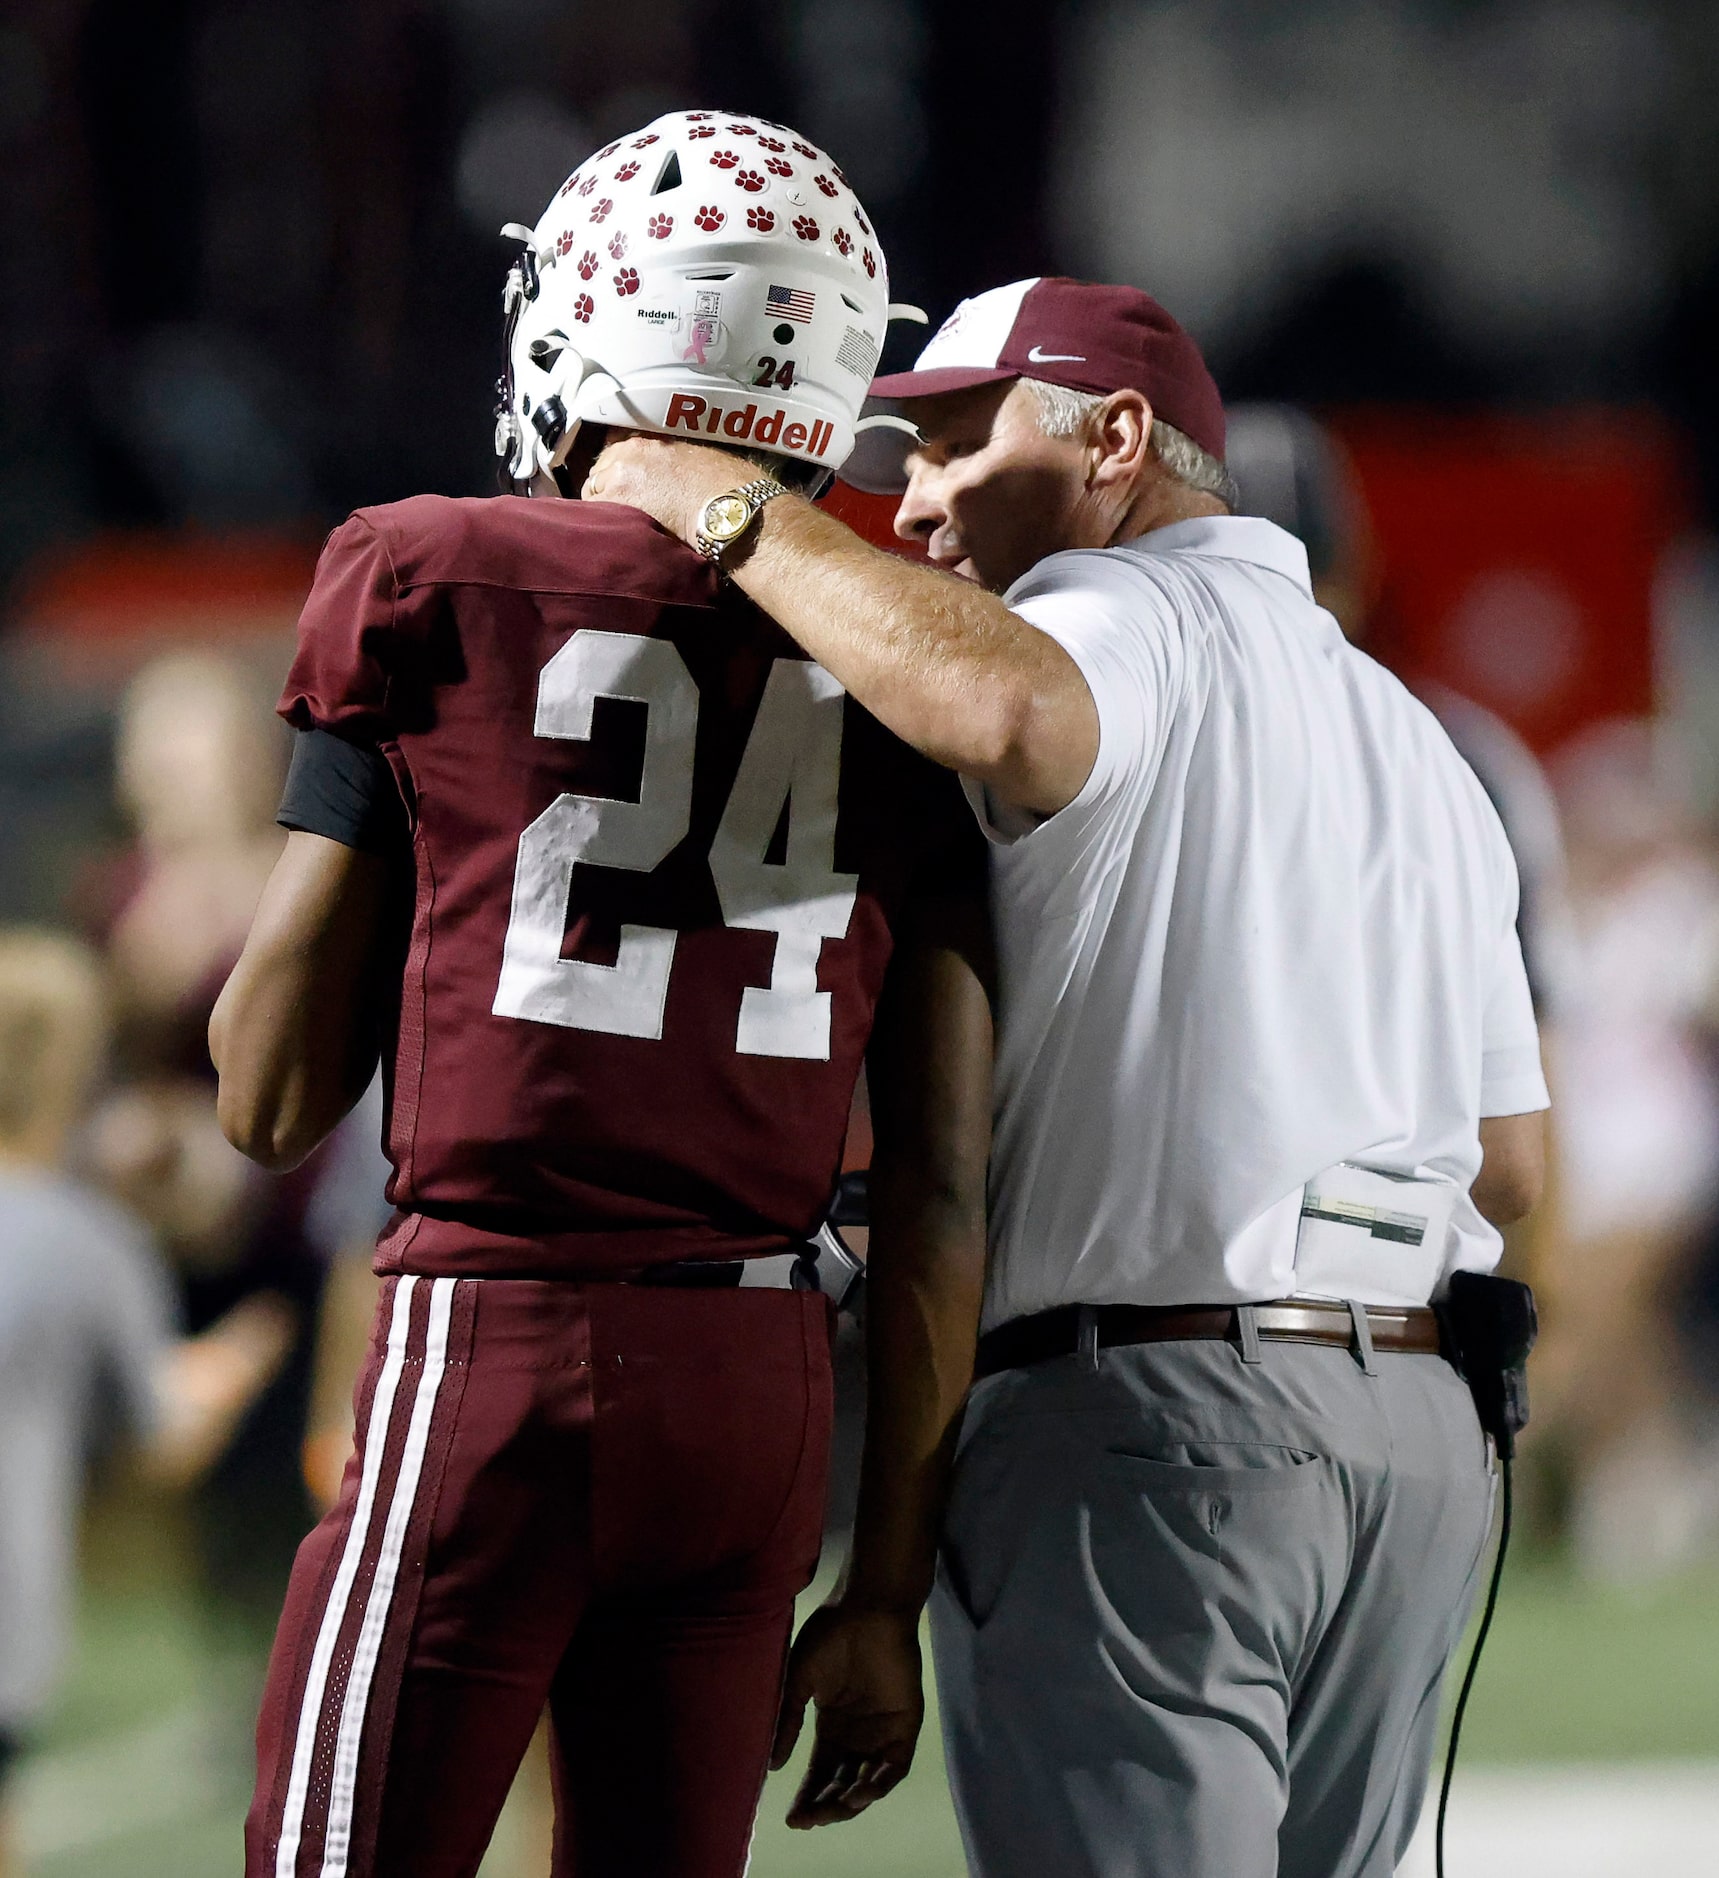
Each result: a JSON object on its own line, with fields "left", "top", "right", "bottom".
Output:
{"left": 893, "top": 466, "right": 945, "bottom": 550}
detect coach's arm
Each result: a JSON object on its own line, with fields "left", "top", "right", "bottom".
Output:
{"left": 210, "top": 831, "right": 393, "bottom": 1170}
{"left": 771, "top": 879, "right": 993, "bottom": 1829}
{"left": 588, "top": 436, "right": 1098, "bottom": 818}
{"left": 1473, "top": 1111, "right": 1546, "bottom": 1227}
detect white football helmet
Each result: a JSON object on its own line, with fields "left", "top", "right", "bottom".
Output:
{"left": 495, "top": 109, "right": 924, "bottom": 492}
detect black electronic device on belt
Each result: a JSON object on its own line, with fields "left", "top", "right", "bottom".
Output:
{"left": 1430, "top": 1272, "right": 1538, "bottom": 1878}
{"left": 1438, "top": 1271, "right": 1538, "bottom": 1459}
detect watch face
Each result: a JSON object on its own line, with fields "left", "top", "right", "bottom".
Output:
{"left": 702, "top": 492, "right": 753, "bottom": 541}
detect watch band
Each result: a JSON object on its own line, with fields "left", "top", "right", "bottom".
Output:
{"left": 694, "top": 476, "right": 789, "bottom": 565}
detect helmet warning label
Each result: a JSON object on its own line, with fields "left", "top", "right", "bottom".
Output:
{"left": 836, "top": 324, "right": 879, "bottom": 379}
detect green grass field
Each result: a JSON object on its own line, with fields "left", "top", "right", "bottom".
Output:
{"left": 16, "top": 1496, "right": 1719, "bottom": 1877}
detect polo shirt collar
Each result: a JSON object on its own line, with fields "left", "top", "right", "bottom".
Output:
{"left": 1124, "top": 516, "right": 1314, "bottom": 597}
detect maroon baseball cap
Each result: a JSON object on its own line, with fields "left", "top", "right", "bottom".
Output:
{"left": 845, "top": 276, "right": 1224, "bottom": 494}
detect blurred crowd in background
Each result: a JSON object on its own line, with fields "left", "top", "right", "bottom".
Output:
{"left": 3, "top": 1, "right": 1719, "bottom": 1873}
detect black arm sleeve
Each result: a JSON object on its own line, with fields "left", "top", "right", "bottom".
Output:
{"left": 277, "top": 727, "right": 409, "bottom": 855}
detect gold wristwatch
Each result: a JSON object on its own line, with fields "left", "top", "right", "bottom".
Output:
{"left": 693, "top": 476, "right": 788, "bottom": 566}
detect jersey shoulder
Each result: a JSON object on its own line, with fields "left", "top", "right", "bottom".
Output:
{"left": 347, "top": 493, "right": 722, "bottom": 614}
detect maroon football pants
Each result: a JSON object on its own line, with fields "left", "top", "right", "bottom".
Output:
{"left": 245, "top": 1273, "right": 833, "bottom": 1878}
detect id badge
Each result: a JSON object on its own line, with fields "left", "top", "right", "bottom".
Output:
{"left": 1292, "top": 1162, "right": 1456, "bottom": 1307}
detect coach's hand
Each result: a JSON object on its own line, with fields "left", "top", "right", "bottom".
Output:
{"left": 583, "top": 432, "right": 744, "bottom": 542}
{"left": 771, "top": 1602, "right": 924, "bottom": 1828}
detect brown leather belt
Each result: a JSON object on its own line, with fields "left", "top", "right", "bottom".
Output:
{"left": 973, "top": 1298, "right": 1444, "bottom": 1380}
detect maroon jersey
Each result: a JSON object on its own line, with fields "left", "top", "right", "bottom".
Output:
{"left": 280, "top": 494, "right": 983, "bottom": 1278}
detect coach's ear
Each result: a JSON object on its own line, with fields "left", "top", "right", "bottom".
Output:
{"left": 1086, "top": 388, "right": 1153, "bottom": 500}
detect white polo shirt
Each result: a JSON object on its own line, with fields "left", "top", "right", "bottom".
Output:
{"left": 973, "top": 516, "right": 1548, "bottom": 1333}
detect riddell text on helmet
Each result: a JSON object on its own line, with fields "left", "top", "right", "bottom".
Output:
{"left": 664, "top": 393, "right": 834, "bottom": 456}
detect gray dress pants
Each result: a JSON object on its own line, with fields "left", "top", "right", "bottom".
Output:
{"left": 930, "top": 1332, "right": 1495, "bottom": 1878}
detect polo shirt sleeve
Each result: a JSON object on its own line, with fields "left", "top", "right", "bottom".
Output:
{"left": 1481, "top": 897, "right": 1551, "bottom": 1118}
{"left": 964, "top": 552, "right": 1183, "bottom": 843}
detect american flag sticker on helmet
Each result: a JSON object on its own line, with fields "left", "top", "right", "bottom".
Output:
{"left": 766, "top": 284, "right": 815, "bottom": 323}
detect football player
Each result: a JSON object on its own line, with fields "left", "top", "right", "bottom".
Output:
{"left": 211, "top": 111, "right": 991, "bottom": 1878}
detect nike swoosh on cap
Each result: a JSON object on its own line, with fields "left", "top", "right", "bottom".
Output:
{"left": 1026, "top": 345, "right": 1087, "bottom": 363}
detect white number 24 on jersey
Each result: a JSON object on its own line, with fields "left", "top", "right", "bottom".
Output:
{"left": 492, "top": 630, "right": 859, "bottom": 1061}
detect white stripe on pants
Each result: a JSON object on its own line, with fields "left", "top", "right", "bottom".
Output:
{"left": 272, "top": 1276, "right": 456, "bottom": 1878}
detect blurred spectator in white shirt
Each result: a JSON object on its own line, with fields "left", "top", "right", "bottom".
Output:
{"left": 1539, "top": 719, "right": 1719, "bottom": 1578}
{"left": 0, "top": 929, "right": 289, "bottom": 1877}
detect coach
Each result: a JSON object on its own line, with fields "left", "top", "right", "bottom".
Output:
{"left": 591, "top": 277, "right": 1549, "bottom": 1877}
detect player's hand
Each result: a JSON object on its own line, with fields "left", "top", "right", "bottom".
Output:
{"left": 770, "top": 1602, "right": 924, "bottom": 1829}
{"left": 582, "top": 432, "right": 743, "bottom": 542}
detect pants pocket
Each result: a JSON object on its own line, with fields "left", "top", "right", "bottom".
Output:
{"left": 1103, "top": 1442, "right": 1327, "bottom": 1565}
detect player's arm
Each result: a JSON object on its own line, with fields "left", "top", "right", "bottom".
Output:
{"left": 210, "top": 830, "right": 395, "bottom": 1172}
{"left": 588, "top": 436, "right": 1098, "bottom": 816}
{"left": 771, "top": 877, "right": 994, "bottom": 1828}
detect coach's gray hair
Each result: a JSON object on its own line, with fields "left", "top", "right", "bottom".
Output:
{"left": 1021, "top": 377, "right": 1238, "bottom": 510}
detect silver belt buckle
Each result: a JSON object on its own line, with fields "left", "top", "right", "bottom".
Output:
{"left": 734, "top": 1224, "right": 865, "bottom": 1309}
{"left": 804, "top": 1222, "right": 866, "bottom": 1310}
{"left": 737, "top": 1251, "right": 804, "bottom": 1291}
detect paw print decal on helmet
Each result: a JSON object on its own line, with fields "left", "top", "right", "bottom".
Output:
{"left": 608, "top": 232, "right": 628, "bottom": 259}
{"left": 854, "top": 205, "right": 871, "bottom": 234}
{"left": 559, "top": 172, "right": 582, "bottom": 198}
{"left": 594, "top": 142, "right": 620, "bottom": 161}
{"left": 614, "top": 161, "right": 641, "bottom": 183}
{"left": 764, "top": 157, "right": 793, "bottom": 178}
{"left": 710, "top": 149, "right": 740, "bottom": 170}
{"left": 693, "top": 203, "right": 726, "bottom": 231}
{"left": 757, "top": 135, "right": 786, "bottom": 153}
{"left": 833, "top": 228, "right": 853, "bottom": 256}
{"left": 726, "top": 123, "right": 757, "bottom": 136}
{"left": 577, "top": 175, "right": 598, "bottom": 197}
{"left": 630, "top": 133, "right": 660, "bottom": 148}
{"left": 813, "top": 174, "right": 839, "bottom": 198}
{"left": 735, "top": 168, "right": 766, "bottom": 193}
{"left": 792, "top": 215, "right": 820, "bottom": 242}
{"left": 577, "top": 250, "right": 599, "bottom": 279}
{"left": 862, "top": 247, "right": 876, "bottom": 277}
{"left": 573, "top": 293, "right": 594, "bottom": 322}
{"left": 688, "top": 125, "right": 716, "bottom": 139}
{"left": 746, "top": 206, "right": 775, "bottom": 231}
{"left": 646, "top": 213, "right": 674, "bottom": 239}
{"left": 614, "top": 267, "right": 640, "bottom": 296}
{"left": 589, "top": 197, "right": 613, "bottom": 222}
{"left": 792, "top": 140, "right": 819, "bottom": 159}
{"left": 554, "top": 230, "right": 575, "bottom": 258}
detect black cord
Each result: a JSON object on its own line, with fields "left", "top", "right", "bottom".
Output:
{"left": 1435, "top": 1454, "right": 1514, "bottom": 1878}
